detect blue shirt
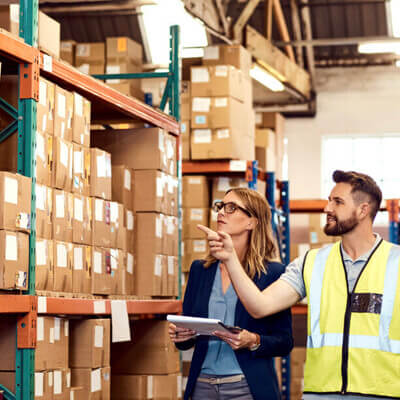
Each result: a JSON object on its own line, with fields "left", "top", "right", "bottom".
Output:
{"left": 201, "top": 264, "right": 243, "bottom": 376}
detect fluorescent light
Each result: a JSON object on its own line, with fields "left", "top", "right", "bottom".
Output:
{"left": 358, "top": 41, "right": 400, "bottom": 54}
{"left": 396, "top": 60, "right": 400, "bottom": 67}
{"left": 250, "top": 64, "right": 284, "bottom": 92}
{"left": 390, "top": 0, "right": 400, "bottom": 37}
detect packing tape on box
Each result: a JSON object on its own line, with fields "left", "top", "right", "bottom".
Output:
{"left": 94, "top": 325, "right": 104, "bottom": 348}
{"left": 215, "top": 65, "right": 228, "bottom": 77}
{"left": 154, "top": 256, "right": 162, "bottom": 277}
{"left": 5, "top": 234, "right": 17, "bottom": 261}
{"left": 48, "top": 372, "right": 53, "bottom": 388}
{"left": 203, "top": 46, "right": 219, "bottom": 60}
{"left": 60, "top": 141, "right": 69, "bottom": 168}
{"left": 4, "top": 176, "right": 18, "bottom": 205}
{"left": 36, "top": 240, "right": 47, "bottom": 266}
{"left": 168, "top": 256, "right": 174, "bottom": 275}
{"left": 35, "top": 373, "right": 44, "bottom": 397}
{"left": 49, "top": 327, "right": 55, "bottom": 344}
{"left": 65, "top": 320, "right": 69, "bottom": 337}
{"left": 54, "top": 317, "right": 61, "bottom": 341}
{"left": 94, "top": 251, "right": 102, "bottom": 274}
{"left": 127, "top": 210, "right": 134, "bottom": 230}
{"left": 54, "top": 370, "right": 62, "bottom": 394}
{"left": 191, "top": 67, "right": 209, "bottom": 83}
{"left": 91, "top": 369, "right": 102, "bottom": 392}
{"left": 37, "top": 317, "right": 44, "bottom": 341}
{"left": 124, "top": 169, "right": 131, "bottom": 190}
{"left": 67, "top": 371, "right": 71, "bottom": 388}
{"left": 110, "top": 249, "right": 118, "bottom": 270}
{"left": 74, "top": 247, "right": 83, "bottom": 270}
{"left": 127, "top": 253, "right": 134, "bottom": 274}
{"left": 147, "top": 376, "right": 153, "bottom": 400}
{"left": 75, "top": 93, "right": 83, "bottom": 117}
{"left": 57, "top": 243, "right": 67, "bottom": 268}
{"left": 74, "top": 197, "right": 83, "bottom": 222}
{"left": 95, "top": 199, "right": 103, "bottom": 222}
{"left": 177, "top": 375, "right": 183, "bottom": 397}
{"left": 155, "top": 215, "right": 162, "bottom": 238}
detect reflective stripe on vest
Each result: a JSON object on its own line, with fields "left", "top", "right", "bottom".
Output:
{"left": 307, "top": 242, "right": 400, "bottom": 354}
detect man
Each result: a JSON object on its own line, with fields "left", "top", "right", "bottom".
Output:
{"left": 199, "top": 170, "right": 400, "bottom": 399}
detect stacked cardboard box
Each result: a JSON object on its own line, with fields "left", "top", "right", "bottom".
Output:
{"left": 181, "top": 81, "right": 191, "bottom": 160}
{"left": 0, "top": 316, "right": 71, "bottom": 399}
{"left": 255, "top": 112, "right": 285, "bottom": 179}
{"left": 111, "top": 320, "right": 182, "bottom": 399}
{"left": 70, "top": 319, "right": 111, "bottom": 400}
{"left": 75, "top": 43, "right": 105, "bottom": 75}
{"left": 91, "top": 127, "right": 179, "bottom": 297}
{"left": 189, "top": 44, "right": 255, "bottom": 161}
{"left": 60, "top": 40, "right": 76, "bottom": 66}
{"left": 105, "top": 37, "right": 144, "bottom": 100}
{"left": 0, "top": 5, "right": 60, "bottom": 58}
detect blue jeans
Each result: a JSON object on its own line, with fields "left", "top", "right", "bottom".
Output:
{"left": 192, "top": 374, "right": 254, "bottom": 400}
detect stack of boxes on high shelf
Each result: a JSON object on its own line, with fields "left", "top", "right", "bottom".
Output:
{"left": 180, "top": 44, "right": 285, "bottom": 179}
{"left": 61, "top": 37, "right": 144, "bottom": 101}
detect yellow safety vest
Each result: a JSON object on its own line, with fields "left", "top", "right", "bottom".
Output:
{"left": 303, "top": 239, "right": 400, "bottom": 398}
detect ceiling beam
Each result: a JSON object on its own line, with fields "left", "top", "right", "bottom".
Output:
{"left": 214, "top": 0, "right": 230, "bottom": 36}
{"left": 272, "top": 0, "right": 295, "bottom": 62}
{"left": 290, "top": 0, "right": 304, "bottom": 67}
{"left": 266, "top": 0, "right": 273, "bottom": 39}
{"left": 233, "top": 0, "right": 261, "bottom": 42}
{"left": 183, "top": 0, "right": 223, "bottom": 34}
{"left": 41, "top": 0, "right": 151, "bottom": 13}
{"left": 246, "top": 25, "right": 311, "bottom": 98}
{"left": 299, "top": 0, "right": 315, "bottom": 88}
{"left": 274, "top": 35, "right": 400, "bottom": 46}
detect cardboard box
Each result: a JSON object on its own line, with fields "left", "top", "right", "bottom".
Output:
{"left": 0, "top": 230, "right": 29, "bottom": 289}
{"left": 72, "top": 144, "right": 91, "bottom": 196}
{"left": 136, "top": 212, "right": 163, "bottom": 254}
{"left": 116, "top": 251, "right": 134, "bottom": 295}
{"left": 105, "top": 62, "right": 142, "bottom": 89}
{"left": 191, "top": 127, "right": 254, "bottom": 161}
{"left": 134, "top": 253, "right": 163, "bottom": 296}
{"left": 52, "top": 189, "right": 73, "bottom": 242}
{"left": 166, "top": 133, "right": 177, "bottom": 176}
{"left": 91, "top": 198, "right": 111, "bottom": 248}
{"left": 182, "top": 208, "right": 208, "bottom": 239}
{"left": 106, "top": 37, "right": 143, "bottom": 66}
{"left": 90, "top": 148, "right": 112, "bottom": 200}
{"left": 203, "top": 44, "right": 252, "bottom": 75}
{"left": 110, "top": 248, "right": 127, "bottom": 295}
{"left": 70, "top": 319, "right": 110, "bottom": 368}
{"left": 190, "top": 65, "right": 244, "bottom": 102}
{"left": 0, "top": 129, "right": 52, "bottom": 187}
{"left": 181, "top": 120, "right": 190, "bottom": 161}
{"left": 111, "top": 320, "right": 180, "bottom": 374}
{"left": 153, "top": 373, "right": 183, "bottom": 400}
{"left": 124, "top": 209, "right": 134, "bottom": 254}
{"left": 209, "top": 208, "right": 218, "bottom": 231}
{"left": 133, "top": 170, "right": 166, "bottom": 213}
{"left": 52, "top": 137, "right": 73, "bottom": 191}
{"left": 182, "top": 175, "right": 209, "bottom": 208}
{"left": 110, "top": 375, "right": 151, "bottom": 399}
{"left": 256, "top": 146, "right": 276, "bottom": 172}
{"left": 106, "top": 82, "right": 145, "bottom": 101}
{"left": 36, "top": 185, "right": 52, "bottom": 240}
{"left": 211, "top": 176, "right": 248, "bottom": 202}
{"left": 38, "top": 78, "right": 55, "bottom": 135}
{"left": 110, "top": 202, "right": 124, "bottom": 249}
{"left": 36, "top": 238, "right": 54, "bottom": 291}
{"left": 53, "top": 241, "right": 73, "bottom": 292}
{"left": 91, "top": 247, "right": 112, "bottom": 295}
{"left": 54, "top": 85, "right": 73, "bottom": 141}
{"left": 101, "top": 367, "right": 111, "bottom": 400}
{"left": 111, "top": 166, "right": 133, "bottom": 210}
{"left": 167, "top": 255, "right": 179, "bottom": 297}
{"left": 72, "top": 93, "right": 91, "bottom": 147}
{"left": 166, "top": 174, "right": 178, "bottom": 216}
{"left": 70, "top": 387, "right": 85, "bottom": 400}
{"left": 0, "top": 6, "right": 60, "bottom": 58}
{"left": 70, "top": 369, "right": 102, "bottom": 400}
{"left": 61, "top": 40, "right": 76, "bottom": 65}
{"left": 165, "top": 215, "right": 178, "bottom": 256}
{"left": 72, "top": 244, "right": 92, "bottom": 294}
{"left": 182, "top": 239, "right": 208, "bottom": 272}
{"left": 256, "top": 128, "right": 276, "bottom": 149}
{"left": 0, "top": 172, "right": 31, "bottom": 233}
{"left": 76, "top": 63, "right": 104, "bottom": 75}
{"left": 75, "top": 42, "right": 105, "bottom": 72}
{"left": 53, "top": 369, "right": 71, "bottom": 400}
{"left": 73, "top": 195, "right": 92, "bottom": 245}
{"left": 91, "top": 127, "right": 169, "bottom": 172}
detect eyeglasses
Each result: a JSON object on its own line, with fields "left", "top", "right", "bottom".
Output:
{"left": 213, "top": 201, "right": 252, "bottom": 217}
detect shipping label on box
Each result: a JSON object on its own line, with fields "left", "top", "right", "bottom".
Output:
{"left": 90, "top": 148, "right": 111, "bottom": 200}
{"left": 91, "top": 248, "right": 112, "bottom": 295}
{"left": 72, "top": 244, "right": 92, "bottom": 294}
{"left": 73, "top": 144, "right": 91, "bottom": 196}
{"left": 133, "top": 170, "right": 165, "bottom": 213}
{"left": 111, "top": 165, "right": 133, "bottom": 211}
{"left": 72, "top": 93, "right": 91, "bottom": 147}
{"left": 52, "top": 137, "right": 73, "bottom": 191}
{"left": 53, "top": 241, "right": 73, "bottom": 293}
{"left": 54, "top": 86, "right": 73, "bottom": 142}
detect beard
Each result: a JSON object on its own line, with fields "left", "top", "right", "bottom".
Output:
{"left": 324, "top": 211, "right": 359, "bottom": 236}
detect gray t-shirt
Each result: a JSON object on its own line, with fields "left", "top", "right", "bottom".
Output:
{"left": 281, "top": 234, "right": 386, "bottom": 400}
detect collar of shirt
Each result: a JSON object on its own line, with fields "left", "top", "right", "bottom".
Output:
{"left": 341, "top": 233, "right": 382, "bottom": 263}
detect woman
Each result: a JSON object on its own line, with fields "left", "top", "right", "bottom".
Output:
{"left": 169, "top": 188, "right": 293, "bottom": 400}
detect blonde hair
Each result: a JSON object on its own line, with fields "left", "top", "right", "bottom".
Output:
{"left": 204, "top": 187, "right": 279, "bottom": 279}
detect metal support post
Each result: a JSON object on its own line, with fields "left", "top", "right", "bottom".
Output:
{"left": 266, "top": 172, "right": 276, "bottom": 232}
{"left": 387, "top": 199, "right": 399, "bottom": 244}
{"left": 16, "top": 1, "right": 39, "bottom": 399}
{"left": 246, "top": 161, "right": 258, "bottom": 190}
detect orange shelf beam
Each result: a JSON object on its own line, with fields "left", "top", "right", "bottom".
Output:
{"left": 0, "top": 295, "right": 36, "bottom": 314}
{"left": 40, "top": 55, "right": 179, "bottom": 135}
{"left": 290, "top": 199, "right": 327, "bottom": 213}
{"left": 0, "top": 30, "right": 38, "bottom": 64}
{"left": 40, "top": 297, "right": 182, "bottom": 316}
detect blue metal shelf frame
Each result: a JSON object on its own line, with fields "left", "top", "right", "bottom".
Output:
{"left": 266, "top": 173, "right": 291, "bottom": 400}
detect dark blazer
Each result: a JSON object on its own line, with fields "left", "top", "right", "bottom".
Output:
{"left": 176, "top": 260, "right": 293, "bottom": 400}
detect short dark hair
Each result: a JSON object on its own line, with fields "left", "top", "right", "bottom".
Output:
{"left": 332, "top": 170, "right": 382, "bottom": 221}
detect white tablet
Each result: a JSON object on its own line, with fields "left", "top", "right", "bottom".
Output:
{"left": 167, "top": 314, "right": 242, "bottom": 336}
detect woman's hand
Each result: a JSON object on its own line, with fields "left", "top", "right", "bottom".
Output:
{"left": 213, "top": 329, "right": 259, "bottom": 351}
{"left": 168, "top": 323, "right": 196, "bottom": 343}
{"left": 197, "top": 225, "right": 235, "bottom": 263}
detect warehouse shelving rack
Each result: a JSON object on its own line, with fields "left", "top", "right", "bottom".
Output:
{"left": 0, "top": 2, "right": 182, "bottom": 399}
{"left": 182, "top": 160, "right": 292, "bottom": 399}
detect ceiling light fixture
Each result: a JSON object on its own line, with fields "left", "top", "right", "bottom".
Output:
{"left": 358, "top": 41, "right": 400, "bottom": 54}
{"left": 250, "top": 64, "right": 285, "bottom": 92}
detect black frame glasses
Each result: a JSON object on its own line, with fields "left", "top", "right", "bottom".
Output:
{"left": 213, "top": 201, "right": 252, "bottom": 217}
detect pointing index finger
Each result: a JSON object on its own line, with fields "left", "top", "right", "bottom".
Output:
{"left": 197, "top": 224, "right": 220, "bottom": 240}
